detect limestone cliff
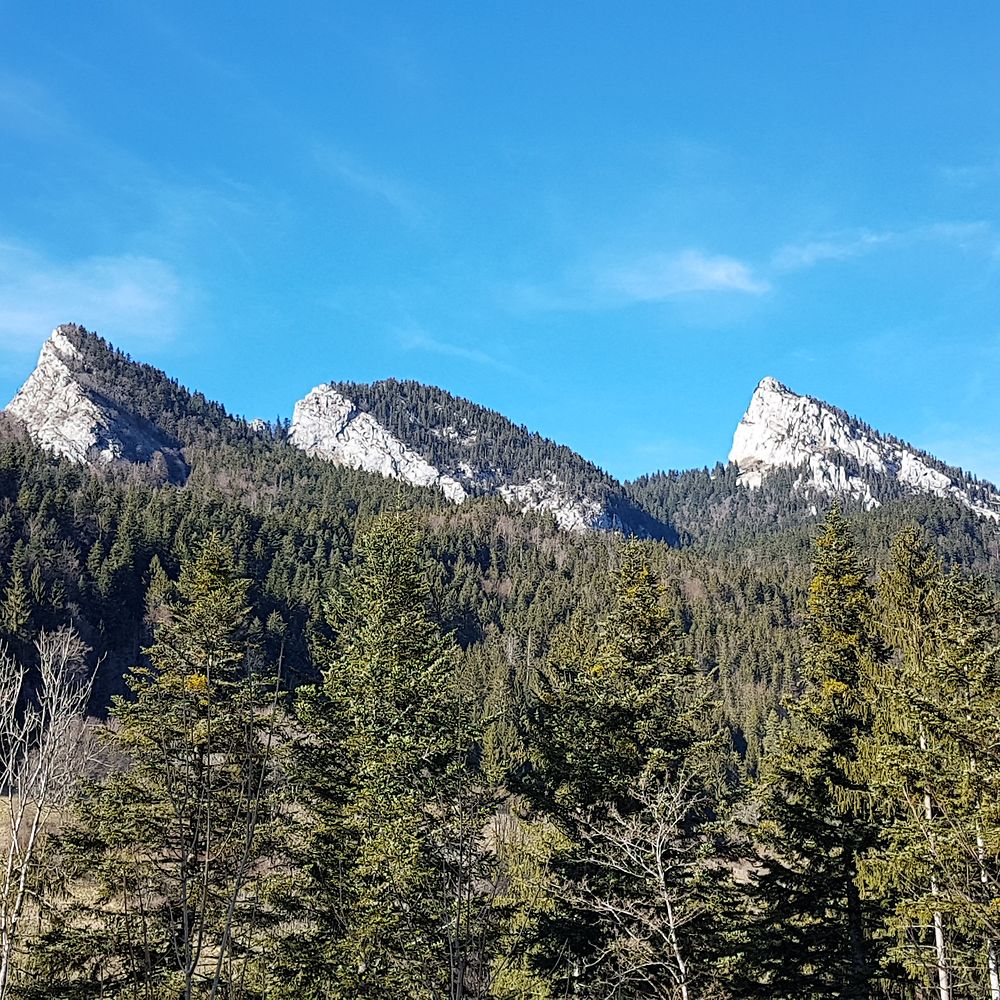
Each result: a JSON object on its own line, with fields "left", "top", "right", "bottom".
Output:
{"left": 729, "top": 376, "right": 1000, "bottom": 521}
{"left": 5, "top": 325, "right": 188, "bottom": 482}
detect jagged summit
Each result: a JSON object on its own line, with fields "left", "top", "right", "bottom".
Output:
{"left": 6, "top": 325, "right": 188, "bottom": 482}
{"left": 4, "top": 324, "right": 667, "bottom": 537}
{"left": 290, "top": 378, "right": 667, "bottom": 535}
{"left": 729, "top": 375, "right": 1000, "bottom": 521}
{"left": 290, "top": 385, "right": 468, "bottom": 504}
{"left": 10, "top": 323, "right": 998, "bottom": 534}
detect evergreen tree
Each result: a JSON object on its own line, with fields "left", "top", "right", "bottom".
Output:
{"left": 0, "top": 569, "right": 30, "bottom": 640}
{"left": 869, "top": 532, "right": 1000, "bottom": 999}
{"left": 866, "top": 527, "right": 955, "bottom": 998}
{"left": 32, "top": 535, "right": 283, "bottom": 999}
{"left": 743, "top": 506, "right": 887, "bottom": 1000}
{"left": 522, "top": 544, "right": 732, "bottom": 998}
{"left": 276, "top": 514, "right": 490, "bottom": 1000}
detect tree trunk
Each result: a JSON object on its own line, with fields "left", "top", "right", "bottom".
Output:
{"left": 844, "top": 847, "right": 869, "bottom": 1000}
{"left": 918, "top": 725, "right": 951, "bottom": 1000}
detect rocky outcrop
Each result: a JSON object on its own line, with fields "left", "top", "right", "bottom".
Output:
{"left": 729, "top": 376, "right": 1000, "bottom": 521}
{"left": 289, "top": 383, "right": 634, "bottom": 532}
{"left": 497, "top": 477, "right": 615, "bottom": 532}
{"left": 289, "top": 385, "right": 467, "bottom": 502}
{"left": 5, "top": 326, "right": 188, "bottom": 482}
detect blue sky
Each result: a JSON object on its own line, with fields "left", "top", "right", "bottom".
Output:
{"left": 1, "top": 2, "right": 1000, "bottom": 482}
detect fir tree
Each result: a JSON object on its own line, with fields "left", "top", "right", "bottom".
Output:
{"left": 276, "top": 514, "right": 490, "bottom": 1000}
{"left": 870, "top": 534, "right": 1000, "bottom": 999}
{"left": 522, "top": 543, "right": 732, "bottom": 999}
{"left": 0, "top": 570, "right": 30, "bottom": 639}
{"left": 743, "top": 506, "right": 887, "bottom": 1000}
{"left": 33, "top": 534, "right": 283, "bottom": 999}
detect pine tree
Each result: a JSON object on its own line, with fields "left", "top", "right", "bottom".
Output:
{"left": 276, "top": 514, "right": 490, "bottom": 1000}
{"left": 866, "top": 527, "right": 955, "bottom": 998}
{"left": 0, "top": 570, "right": 30, "bottom": 639}
{"left": 869, "top": 533, "right": 1000, "bottom": 999}
{"left": 743, "top": 506, "right": 887, "bottom": 1000}
{"left": 33, "top": 534, "right": 283, "bottom": 999}
{"left": 522, "top": 543, "right": 732, "bottom": 999}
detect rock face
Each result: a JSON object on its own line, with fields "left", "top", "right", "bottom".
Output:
{"left": 6, "top": 326, "right": 188, "bottom": 482}
{"left": 290, "top": 385, "right": 468, "bottom": 503}
{"left": 497, "top": 477, "right": 615, "bottom": 533}
{"left": 730, "top": 376, "right": 1000, "bottom": 521}
{"left": 289, "top": 381, "right": 653, "bottom": 533}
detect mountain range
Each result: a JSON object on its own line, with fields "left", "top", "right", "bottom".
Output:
{"left": 6, "top": 323, "right": 1000, "bottom": 533}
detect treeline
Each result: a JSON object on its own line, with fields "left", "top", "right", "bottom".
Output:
{"left": 0, "top": 507, "right": 997, "bottom": 998}
{"left": 1, "top": 417, "right": 997, "bottom": 783}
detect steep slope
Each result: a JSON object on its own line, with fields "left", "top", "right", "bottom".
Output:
{"left": 291, "top": 385, "right": 468, "bottom": 503}
{"left": 4, "top": 324, "right": 279, "bottom": 487}
{"left": 6, "top": 326, "right": 188, "bottom": 482}
{"left": 291, "top": 379, "right": 669, "bottom": 536}
{"left": 729, "top": 376, "right": 1000, "bottom": 521}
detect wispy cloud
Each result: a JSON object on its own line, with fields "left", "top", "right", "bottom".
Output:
{"left": 510, "top": 248, "right": 770, "bottom": 314}
{"left": 0, "top": 242, "right": 188, "bottom": 351}
{"left": 397, "top": 328, "right": 520, "bottom": 374}
{"left": 773, "top": 221, "right": 991, "bottom": 271}
{"left": 940, "top": 160, "right": 1000, "bottom": 189}
{"left": 772, "top": 230, "right": 894, "bottom": 270}
{"left": 603, "top": 249, "right": 771, "bottom": 301}
{"left": 314, "top": 146, "right": 423, "bottom": 222}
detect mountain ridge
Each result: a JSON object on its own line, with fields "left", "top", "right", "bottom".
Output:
{"left": 292, "top": 377, "right": 663, "bottom": 534}
{"left": 728, "top": 375, "right": 1000, "bottom": 522}
{"left": 6, "top": 324, "right": 1000, "bottom": 534}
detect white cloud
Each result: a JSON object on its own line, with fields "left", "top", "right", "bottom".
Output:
{"left": 315, "top": 146, "right": 423, "bottom": 222}
{"left": 773, "top": 221, "right": 991, "bottom": 271}
{"left": 398, "top": 328, "right": 519, "bottom": 373}
{"left": 772, "top": 231, "right": 895, "bottom": 270}
{"left": 606, "top": 249, "right": 771, "bottom": 301}
{"left": 0, "top": 242, "right": 187, "bottom": 352}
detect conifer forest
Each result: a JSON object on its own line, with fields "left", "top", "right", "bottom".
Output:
{"left": 5, "top": 5, "right": 1000, "bottom": 997}
{"left": 0, "top": 327, "right": 997, "bottom": 1000}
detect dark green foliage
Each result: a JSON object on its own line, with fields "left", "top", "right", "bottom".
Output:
{"left": 28, "top": 536, "right": 284, "bottom": 998}
{"left": 741, "top": 507, "right": 889, "bottom": 1000}
{"left": 330, "top": 378, "right": 671, "bottom": 538}
{"left": 520, "top": 545, "right": 735, "bottom": 997}
{"left": 275, "top": 515, "right": 495, "bottom": 1000}
{"left": 5, "top": 324, "right": 1000, "bottom": 997}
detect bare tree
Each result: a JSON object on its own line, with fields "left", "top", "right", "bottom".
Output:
{"left": 559, "top": 769, "right": 723, "bottom": 1000}
{"left": 0, "top": 627, "right": 95, "bottom": 997}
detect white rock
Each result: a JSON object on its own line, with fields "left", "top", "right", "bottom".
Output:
{"left": 289, "top": 385, "right": 468, "bottom": 503}
{"left": 289, "top": 385, "right": 618, "bottom": 531}
{"left": 6, "top": 325, "right": 185, "bottom": 478}
{"left": 498, "top": 476, "right": 615, "bottom": 532}
{"left": 730, "top": 376, "right": 1000, "bottom": 521}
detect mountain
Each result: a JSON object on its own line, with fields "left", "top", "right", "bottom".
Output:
{"left": 6, "top": 325, "right": 189, "bottom": 484}
{"left": 729, "top": 376, "right": 1000, "bottom": 522}
{"left": 290, "top": 378, "right": 669, "bottom": 536}
{"left": 0, "top": 322, "right": 999, "bottom": 761}
{"left": 5, "top": 326, "right": 670, "bottom": 538}
{"left": 8, "top": 325, "right": 1000, "bottom": 539}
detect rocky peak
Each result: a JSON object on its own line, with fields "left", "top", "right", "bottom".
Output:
{"left": 5, "top": 325, "right": 188, "bottom": 482}
{"left": 289, "top": 381, "right": 664, "bottom": 535}
{"left": 289, "top": 384, "right": 468, "bottom": 503}
{"left": 729, "top": 375, "right": 1000, "bottom": 521}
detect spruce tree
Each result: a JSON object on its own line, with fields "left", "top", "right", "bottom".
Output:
{"left": 866, "top": 527, "right": 955, "bottom": 998}
{"left": 1, "top": 570, "right": 30, "bottom": 640}
{"left": 276, "top": 514, "right": 489, "bottom": 1000}
{"left": 32, "top": 534, "right": 283, "bottom": 999}
{"left": 870, "top": 534, "right": 1000, "bottom": 999}
{"left": 522, "top": 543, "right": 732, "bottom": 999}
{"left": 744, "top": 505, "right": 886, "bottom": 1000}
